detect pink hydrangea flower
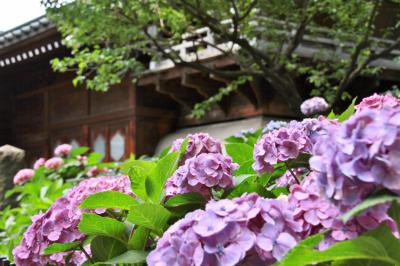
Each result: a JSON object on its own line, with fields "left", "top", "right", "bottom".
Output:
{"left": 300, "top": 97, "right": 329, "bottom": 116}
{"left": 165, "top": 153, "right": 238, "bottom": 199}
{"left": 87, "top": 166, "right": 107, "bottom": 177}
{"left": 356, "top": 93, "right": 400, "bottom": 112}
{"left": 13, "top": 175, "right": 133, "bottom": 266}
{"left": 54, "top": 144, "right": 72, "bottom": 157}
{"left": 33, "top": 158, "right": 46, "bottom": 169}
{"left": 13, "top": 169, "right": 34, "bottom": 185}
{"left": 253, "top": 123, "right": 313, "bottom": 173}
{"left": 171, "top": 133, "right": 222, "bottom": 163}
{"left": 44, "top": 157, "right": 63, "bottom": 169}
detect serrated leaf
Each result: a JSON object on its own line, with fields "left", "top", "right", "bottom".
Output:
{"left": 225, "top": 143, "right": 254, "bottom": 165}
{"left": 337, "top": 97, "right": 357, "bottom": 122}
{"left": 43, "top": 241, "right": 80, "bottom": 255}
{"left": 127, "top": 203, "right": 171, "bottom": 235}
{"left": 234, "top": 160, "right": 256, "bottom": 176}
{"left": 164, "top": 192, "right": 206, "bottom": 207}
{"left": 78, "top": 214, "right": 126, "bottom": 243}
{"left": 147, "top": 151, "right": 180, "bottom": 202}
{"left": 342, "top": 194, "right": 399, "bottom": 222}
{"left": 128, "top": 226, "right": 150, "bottom": 250}
{"left": 91, "top": 236, "right": 127, "bottom": 262}
{"left": 71, "top": 146, "right": 89, "bottom": 157}
{"left": 121, "top": 159, "right": 156, "bottom": 201}
{"left": 92, "top": 250, "right": 148, "bottom": 265}
{"left": 80, "top": 191, "right": 138, "bottom": 210}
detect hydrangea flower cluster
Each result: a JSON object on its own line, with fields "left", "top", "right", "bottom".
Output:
{"left": 54, "top": 144, "right": 72, "bottom": 157}
{"left": 44, "top": 157, "right": 64, "bottom": 169}
{"left": 262, "top": 120, "right": 288, "bottom": 133}
{"left": 355, "top": 93, "right": 400, "bottom": 112}
{"left": 148, "top": 193, "right": 305, "bottom": 266}
{"left": 289, "top": 172, "right": 398, "bottom": 249}
{"left": 33, "top": 158, "right": 46, "bottom": 169}
{"left": 300, "top": 97, "right": 329, "bottom": 116}
{"left": 13, "top": 175, "right": 132, "bottom": 266}
{"left": 171, "top": 133, "right": 222, "bottom": 163}
{"left": 253, "top": 124, "right": 313, "bottom": 173}
{"left": 13, "top": 169, "right": 34, "bottom": 185}
{"left": 310, "top": 107, "right": 400, "bottom": 210}
{"left": 165, "top": 153, "right": 238, "bottom": 199}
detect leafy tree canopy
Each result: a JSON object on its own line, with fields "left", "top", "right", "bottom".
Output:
{"left": 42, "top": 0, "right": 400, "bottom": 114}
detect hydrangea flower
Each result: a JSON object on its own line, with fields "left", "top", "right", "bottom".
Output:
{"left": 310, "top": 107, "right": 400, "bottom": 209}
{"left": 44, "top": 157, "right": 63, "bottom": 169}
{"left": 13, "top": 169, "right": 34, "bottom": 185}
{"left": 33, "top": 158, "right": 46, "bottom": 169}
{"left": 276, "top": 168, "right": 307, "bottom": 187}
{"left": 263, "top": 120, "right": 288, "bottom": 133}
{"left": 234, "top": 128, "right": 256, "bottom": 138}
{"left": 300, "top": 97, "right": 329, "bottom": 116}
{"left": 54, "top": 144, "right": 72, "bottom": 157}
{"left": 253, "top": 124, "right": 313, "bottom": 173}
{"left": 165, "top": 153, "right": 238, "bottom": 199}
{"left": 356, "top": 93, "right": 400, "bottom": 112}
{"left": 87, "top": 166, "right": 108, "bottom": 177}
{"left": 148, "top": 193, "right": 303, "bottom": 266}
{"left": 171, "top": 133, "right": 222, "bottom": 163}
{"left": 13, "top": 175, "right": 132, "bottom": 266}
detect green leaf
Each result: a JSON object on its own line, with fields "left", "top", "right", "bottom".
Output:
{"left": 164, "top": 192, "right": 206, "bottom": 207}
{"left": 342, "top": 194, "right": 399, "bottom": 222}
{"left": 224, "top": 136, "right": 244, "bottom": 144}
{"left": 78, "top": 213, "right": 126, "bottom": 243}
{"left": 364, "top": 225, "right": 400, "bottom": 263}
{"left": 80, "top": 191, "right": 138, "bottom": 210}
{"left": 159, "top": 145, "right": 171, "bottom": 158}
{"left": 389, "top": 201, "right": 400, "bottom": 231}
{"left": 91, "top": 236, "right": 127, "bottom": 262}
{"left": 146, "top": 151, "right": 180, "bottom": 202}
{"left": 327, "top": 109, "right": 336, "bottom": 119}
{"left": 225, "top": 143, "right": 254, "bottom": 165}
{"left": 234, "top": 160, "right": 256, "bottom": 176}
{"left": 127, "top": 203, "right": 171, "bottom": 235}
{"left": 128, "top": 226, "right": 151, "bottom": 250}
{"left": 179, "top": 138, "right": 189, "bottom": 154}
{"left": 43, "top": 241, "right": 80, "bottom": 255}
{"left": 70, "top": 146, "right": 89, "bottom": 157}
{"left": 87, "top": 152, "right": 104, "bottom": 164}
{"left": 121, "top": 159, "right": 156, "bottom": 201}
{"left": 164, "top": 192, "right": 206, "bottom": 216}
{"left": 225, "top": 175, "right": 273, "bottom": 199}
{"left": 279, "top": 227, "right": 400, "bottom": 266}
{"left": 337, "top": 97, "right": 357, "bottom": 122}
{"left": 92, "top": 250, "right": 148, "bottom": 265}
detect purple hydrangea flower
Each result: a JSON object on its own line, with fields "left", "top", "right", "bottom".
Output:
{"left": 300, "top": 97, "right": 329, "bottom": 116}
{"left": 165, "top": 153, "right": 238, "bottom": 199}
{"left": 263, "top": 120, "right": 288, "bottom": 134}
{"left": 13, "top": 175, "right": 133, "bottom": 266}
{"left": 171, "top": 133, "right": 222, "bottom": 163}
{"left": 54, "top": 144, "right": 72, "bottom": 157}
{"left": 13, "top": 169, "right": 34, "bottom": 185}
{"left": 310, "top": 107, "right": 400, "bottom": 210}
{"left": 253, "top": 124, "right": 313, "bottom": 173}
{"left": 148, "top": 193, "right": 305, "bottom": 266}
{"left": 356, "top": 93, "right": 400, "bottom": 112}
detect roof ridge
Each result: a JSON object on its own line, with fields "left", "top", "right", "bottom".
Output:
{"left": 0, "top": 14, "right": 48, "bottom": 38}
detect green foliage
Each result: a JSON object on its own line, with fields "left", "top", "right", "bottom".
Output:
{"left": 43, "top": 0, "right": 400, "bottom": 115}
{"left": 80, "top": 191, "right": 138, "bottom": 210}
{"left": 279, "top": 225, "right": 400, "bottom": 266}
{"left": 127, "top": 203, "right": 171, "bottom": 235}
{"left": 225, "top": 143, "right": 254, "bottom": 165}
{"left": 78, "top": 214, "right": 127, "bottom": 243}
{"left": 342, "top": 193, "right": 399, "bottom": 222}
{"left": 92, "top": 250, "right": 148, "bottom": 265}
{"left": 43, "top": 241, "right": 81, "bottom": 255}
{"left": 91, "top": 236, "right": 127, "bottom": 262}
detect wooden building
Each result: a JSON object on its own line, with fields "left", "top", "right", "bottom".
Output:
{"left": 1, "top": 15, "right": 399, "bottom": 164}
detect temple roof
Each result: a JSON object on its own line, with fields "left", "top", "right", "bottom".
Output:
{"left": 0, "top": 15, "right": 55, "bottom": 50}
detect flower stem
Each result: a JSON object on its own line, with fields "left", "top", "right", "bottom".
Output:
{"left": 79, "top": 244, "right": 93, "bottom": 263}
{"left": 285, "top": 162, "right": 301, "bottom": 184}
